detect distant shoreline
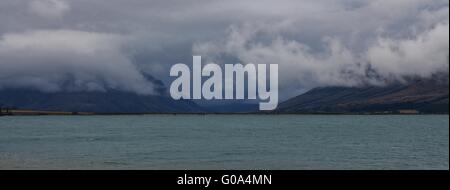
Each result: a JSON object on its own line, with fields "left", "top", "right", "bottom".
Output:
{"left": 0, "top": 109, "right": 93, "bottom": 116}
{"left": 1, "top": 109, "right": 448, "bottom": 116}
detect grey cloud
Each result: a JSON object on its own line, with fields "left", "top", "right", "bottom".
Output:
{"left": 195, "top": 21, "right": 449, "bottom": 98}
{"left": 28, "top": 0, "right": 70, "bottom": 19}
{"left": 193, "top": 0, "right": 449, "bottom": 98}
{"left": 368, "top": 22, "right": 449, "bottom": 80}
{"left": 0, "top": 30, "right": 155, "bottom": 94}
{"left": 0, "top": 0, "right": 448, "bottom": 97}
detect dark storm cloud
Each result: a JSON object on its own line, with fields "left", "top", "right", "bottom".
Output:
{"left": 0, "top": 0, "right": 448, "bottom": 98}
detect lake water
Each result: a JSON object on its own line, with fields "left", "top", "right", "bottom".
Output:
{"left": 0, "top": 115, "right": 448, "bottom": 169}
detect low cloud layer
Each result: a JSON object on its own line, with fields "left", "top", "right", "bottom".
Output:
{"left": 0, "top": 0, "right": 448, "bottom": 98}
{"left": 368, "top": 22, "right": 449, "bottom": 80}
{"left": 0, "top": 30, "right": 155, "bottom": 94}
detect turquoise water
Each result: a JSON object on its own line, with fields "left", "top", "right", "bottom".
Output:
{"left": 0, "top": 115, "right": 448, "bottom": 169}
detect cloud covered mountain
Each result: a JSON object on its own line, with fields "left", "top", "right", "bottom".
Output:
{"left": 0, "top": 0, "right": 448, "bottom": 112}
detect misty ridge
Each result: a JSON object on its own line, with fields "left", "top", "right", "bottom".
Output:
{"left": 0, "top": 0, "right": 448, "bottom": 113}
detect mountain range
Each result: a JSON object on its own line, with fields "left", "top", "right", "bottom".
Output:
{"left": 276, "top": 78, "right": 449, "bottom": 114}
{"left": 0, "top": 89, "right": 203, "bottom": 113}
{"left": 1, "top": 78, "right": 448, "bottom": 114}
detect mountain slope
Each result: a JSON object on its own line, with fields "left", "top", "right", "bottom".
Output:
{"left": 276, "top": 79, "right": 449, "bottom": 114}
{"left": 0, "top": 89, "right": 203, "bottom": 113}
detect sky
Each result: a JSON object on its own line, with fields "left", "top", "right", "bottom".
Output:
{"left": 0, "top": 0, "right": 448, "bottom": 100}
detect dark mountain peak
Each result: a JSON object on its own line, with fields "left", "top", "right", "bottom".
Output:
{"left": 141, "top": 73, "right": 167, "bottom": 95}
